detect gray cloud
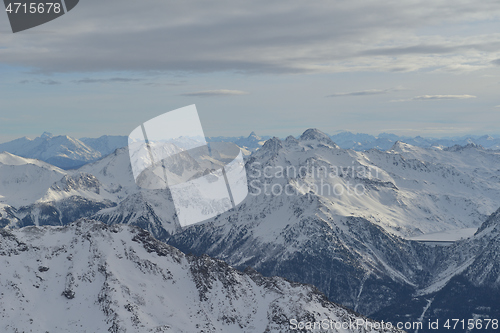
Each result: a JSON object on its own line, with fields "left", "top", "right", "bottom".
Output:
{"left": 493, "top": 59, "right": 500, "bottom": 66}
{"left": 327, "top": 89, "right": 393, "bottom": 97}
{"left": 360, "top": 45, "right": 461, "bottom": 57}
{"left": 144, "top": 80, "right": 187, "bottom": 87}
{"left": 19, "top": 79, "right": 61, "bottom": 85}
{"left": 361, "top": 41, "right": 500, "bottom": 57}
{"left": 180, "top": 89, "right": 249, "bottom": 97}
{"left": 40, "top": 79, "right": 61, "bottom": 85}
{"left": 393, "top": 95, "right": 477, "bottom": 102}
{"left": 73, "top": 77, "right": 142, "bottom": 84}
{"left": 0, "top": 0, "right": 499, "bottom": 74}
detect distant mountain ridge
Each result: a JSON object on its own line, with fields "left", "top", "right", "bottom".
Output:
{"left": 0, "top": 132, "right": 128, "bottom": 170}
{"left": 3, "top": 129, "right": 500, "bottom": 236}
{"left": 329, "top": 131, "right": 500, "bottom": 151}
{"left": 1, "top": 131, "right": 499, "bottom": 169}
{"left": 0, "top": 132, "right": 101, "bottom": 169}
{"left": 80, "top": 135, "right": 128, "bottom": 157}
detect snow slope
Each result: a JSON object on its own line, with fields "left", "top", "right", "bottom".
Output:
{"left": 239, "top": 131, "right": 500, "bottom": 237}
{"left": 330, "top": 131, "right": 500, "bottom": 151}
{"left": 0, "top": 220, "right": 402, "bottom": 333}
{"left": 80, "top": 135, "right": 128, "bottom": 157}
{"left": 0, "top": 152, "right": 66, "bottom": 206}
{"left": 0, "top": 132, "right": 101, "bottom": 169}
{"left": 407, "top": 228, "right": 477, "bottom": 242}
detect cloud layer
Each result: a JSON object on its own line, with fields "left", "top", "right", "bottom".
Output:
{"left": 327, "top": 89, "right": 391, "bottom": 97}
{"left": 393, "top": 94, "right": 477, "bottom": 102}
{"left": 1, "top": 0, "right": 500, "bottom": 74}
{"left": 73, "top": 78, "right": 142, "bottom": 84}
{"left": 180, "top": 89, "right": 249, "bottom": 97}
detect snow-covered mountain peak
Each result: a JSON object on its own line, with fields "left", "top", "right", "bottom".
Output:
{"left": 0, "top": 134, "right": 101, "bottom": 169}
{"left": 445, "top": 142, "right": 484, "bottom": 152}
{"left": 233, "top": 131, "right": 266, "bottom": 152}
{"left": 248, "top": 131, "right": 261, "bottom": 140}
{"left": 77, "top": 146, "right": 137, "bottom": 190}
{"left": 0, "top": 151, "right": 57, "bottom": 169}
{"left": 388, "top": 140, "right": 417, "bottom": 153}
{"left": 41, "top": 131, "right": 54, "bottom": 139}
{"left": 0, "top": 152, "right": 68, "bottom": 207}
{"left": 255, "top": 137, "right": 284, "bottom": 157}
{"left": 299, "top": 128, "right": 337, "bottom": 147}
{"left": 284, "top": 135, "right": 299, "bottom": 145}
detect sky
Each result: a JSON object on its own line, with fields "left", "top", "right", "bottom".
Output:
{"left": 1, "top": 0, "right": 500, "bottom": 143}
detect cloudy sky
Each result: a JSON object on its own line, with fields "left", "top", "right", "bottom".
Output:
{"left": 1, "top": 0, "right": 500, "bottom": 142}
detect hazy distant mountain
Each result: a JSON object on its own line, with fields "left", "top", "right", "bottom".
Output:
{"left": 3, "top": 130, "right": 498, "bottom": 171}
{"left": 0, "top": 132, "right": 101, "bottom": 169}
{"left": 0, "top": 132, "right": 270, "bottom": 169}
{"left": 233, "top": 131, "right": 265, "bottom": 150}
{"left": 0, "top": 133, "right": 130, "bottom": 170}
{"left": 330, "top": 131, "right": 500, "bottom": 151}
{"left": 80, "top": 135, "right": 128, "bottom": 156}
{"left": 208, "top": 132, "right": 270, "bottom": 152}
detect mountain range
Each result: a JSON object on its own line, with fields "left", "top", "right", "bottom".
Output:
{"left": 3, "top": 130, "right": 500, "bottom": 170}
{"left": 0, "top": 132, "right": 128, "bottom": 169}
{"left": 1, "top": 129, "right": 500, "bottom": 332}
{"left": 329, "top": 132, "right": 500, "bottom": 151}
